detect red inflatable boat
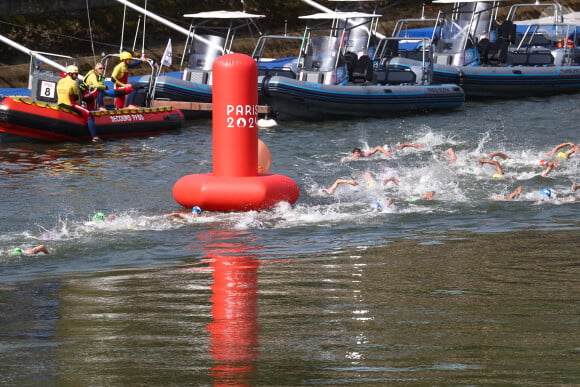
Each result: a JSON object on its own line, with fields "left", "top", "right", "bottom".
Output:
{"left": 0, "top": 96, "right": 184, "bottom": 143}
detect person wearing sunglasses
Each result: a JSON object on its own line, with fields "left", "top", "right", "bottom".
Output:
{"left": 82, "top": 62, "right": 109, "bottom": 111}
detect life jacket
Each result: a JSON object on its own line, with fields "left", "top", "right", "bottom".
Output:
{"left": 557, "top": 39, "right": 575, "bottom": 48}
{"left": 80, "top": 69, "right": 105, "bottom": 92}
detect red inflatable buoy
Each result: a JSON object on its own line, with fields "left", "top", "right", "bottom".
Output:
{"left": 172, "top": 53, "right": 299, "bottom": 211}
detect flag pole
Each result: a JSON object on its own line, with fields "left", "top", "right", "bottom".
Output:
{"left": 151, "top": 38, "right": 172, "bottom": 102}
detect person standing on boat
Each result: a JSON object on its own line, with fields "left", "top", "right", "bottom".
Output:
{"left": 57, "top": 65, "right": 99, "bottom": 142}
{"left": 82, "top": 63, "right": 109, "bottom": 111}
{"left": 111, "top": 51, "right": 144, "bottom": 109}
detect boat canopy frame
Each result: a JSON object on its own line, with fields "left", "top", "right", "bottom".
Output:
{"left": 179, "top": 11, "right": 265, "bottom": 72}
{"left": 296, "top": 11, "right": 382, "bottom": 77}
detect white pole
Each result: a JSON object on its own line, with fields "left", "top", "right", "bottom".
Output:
{"left": 113, "top": 0, "right": 226, "bottom": 52}
{"left": 0, "top": 34, "right": 67, "bottom": 73}
{"left": 299, "top": 0, "right": 386, "bottom": 39}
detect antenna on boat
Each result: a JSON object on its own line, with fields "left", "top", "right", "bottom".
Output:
{"left": 141, "top": 0, "right": 148, "bottom": 56}
{"left": 133, "top": 16, "right": 142, "bottom": 51}
{"left": 85, "top": 0, "right": 97, "bottom": 64}
{"left": 421, "top": 3, "right": 426, "bottom": 20}
{"left": 120, "top": 1, "right": 127, "bottom": 53}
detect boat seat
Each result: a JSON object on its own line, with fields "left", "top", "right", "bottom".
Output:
{"left": 343, "top": 51, "right": 358, "bottom": 78}
{"left": 385, "top": 70, "right": 416, "bottom": 85}
{"left": 528, "top": 34, "right": 552, "bottom": 48}
{"left": 350, "top": 55, "right": 374, "bottom": 84}
{"left": 507, "top": 49, "right": 554, "bottom": 66}
{"left": 571, "top": 47, "right": 580, "bottom": 65}
{"left": 527, "top": 52, "right": 554, "bottom": 65}
{"left": 486, "top": 37, "right": 509, "bottom": 64}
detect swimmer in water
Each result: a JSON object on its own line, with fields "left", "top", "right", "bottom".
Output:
{"left": 479, "top": 158, "right": 505, "bottom": 179}
{"left": 487, "top": 152, "right": 510, "bottom": 160}
{"left": 164, "top": 206, "right": 203, "bottom": 220}
{"left": 382, "top": 176, "right": 401, "bottom": 186}
{"left": 370, "top": 197, "right": 395, "bottom": 211}
{"left": 349, "top": 146, "right": 392, "bottom": 159}
{"left": 440, "top": 147, "right": 457, "bottom": 162}
{"left": 93, "top": 212, "right": 117, "bottom": 222}
{"left": 10, "top": 245, "right": 49, "bottom": 255}
{"left": 532, "top": 187, "right": 553, "bottom": 205}
{"left": 495, "top": 186, "right": 523, "bottom": 201}
{"left": 395, "top": 142, "right": 423, "bottom": 150}
{"left": 326, "top": 179, "right": 359, "bottom": 195}
{"left": 573, "top": 185, "right": 579, "bottom": 192}
{"left": 540, "top": 161, "right": 559, "bottom": 177}
{"left": 410, "top": 190, "right": 436, "bottom": 202}
{"left": 547, "top": 142, "right": 578, "bottom": 160}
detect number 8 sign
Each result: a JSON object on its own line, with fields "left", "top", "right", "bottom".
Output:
{"left": 40, "top": 80, "right": 56, "bottom": 99}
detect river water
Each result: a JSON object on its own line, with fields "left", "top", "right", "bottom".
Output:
{"left": 1, "top": 93, "right": 579, "bottom": 384}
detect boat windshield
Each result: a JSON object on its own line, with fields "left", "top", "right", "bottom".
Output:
{"left": 436, "top": 2, "right": 493, "bottom": 55}
{"left": 189, "top": 34, "right": 226, "bottom": 71}
{"left": 303, "top": 35, "right": 341, "bottom": 72}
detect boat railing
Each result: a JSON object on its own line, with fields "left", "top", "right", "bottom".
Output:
{"left": 507, "top": 2, "right": 565, "bottom": 25}
{"left": 27, "top": 51, "right": 73, "bottom": 89}
{"left": 510, "top": 23, "right": 579, "bottom": 66}
{"left": 374, "top": 37, "right": 434, "bottom": 85}
{"left": 252, "top": 34, "right": 302, "bottom": 78}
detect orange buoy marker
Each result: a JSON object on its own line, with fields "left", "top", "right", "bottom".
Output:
{"left": 172, "top": 53, "right": 299, "bottom": 211}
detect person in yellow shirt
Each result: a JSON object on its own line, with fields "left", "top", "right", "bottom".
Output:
{"left": 111, "top": 51, "right": 144, "bottom": 109}
{"left": 82, "top": 62, "right": 108, "bottom": 111}
{"left": 57, "top": 65, "right": 99, "bottom": 142}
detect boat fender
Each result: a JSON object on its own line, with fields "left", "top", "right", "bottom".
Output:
{"left": 257, "top": 118, "right": 277, "bottom": 129}
{"left": 456, "top": 68, "right": 465, "bottom": 86}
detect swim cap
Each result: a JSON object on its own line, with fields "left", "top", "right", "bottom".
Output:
{"left": 557, "top": 152, "right": 568, "bottom": 160}
{"left": 370, "top": 200, "right": 383, "bottom": 211}
{"left": 538, "top": 159, "right": 547, "bottom": 166}
{"left": 409, "top": 196, "right": 419, "bottom": 202}
{"left": 540, "top": 188, "right": 552, "bottom": 198}
{"left": 93, "top": 212, "right": 106, "bottom": 221}
{"left": 192, "top": 206, "right": 202, "bottom": 215}
{"left": 10, "top": 248, "right": 23, "bottom": 255}
{"left": 492, "top": 173, "right": 504, "bottom": 179}
{"left": 66, "top": 65, "right": 79, "bottom": 74}
{"left": 120, "top": 51, "right": 133, "bottom": 61}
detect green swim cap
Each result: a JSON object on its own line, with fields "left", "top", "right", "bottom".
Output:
{"left": 93, "top": 212, "right": 106, "bottom": 221}
{"left": 410, "top": 197, "right": 419, "bottom": 202}
{"left": 11, "top": 248, "right": 23, "bottom": 255}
